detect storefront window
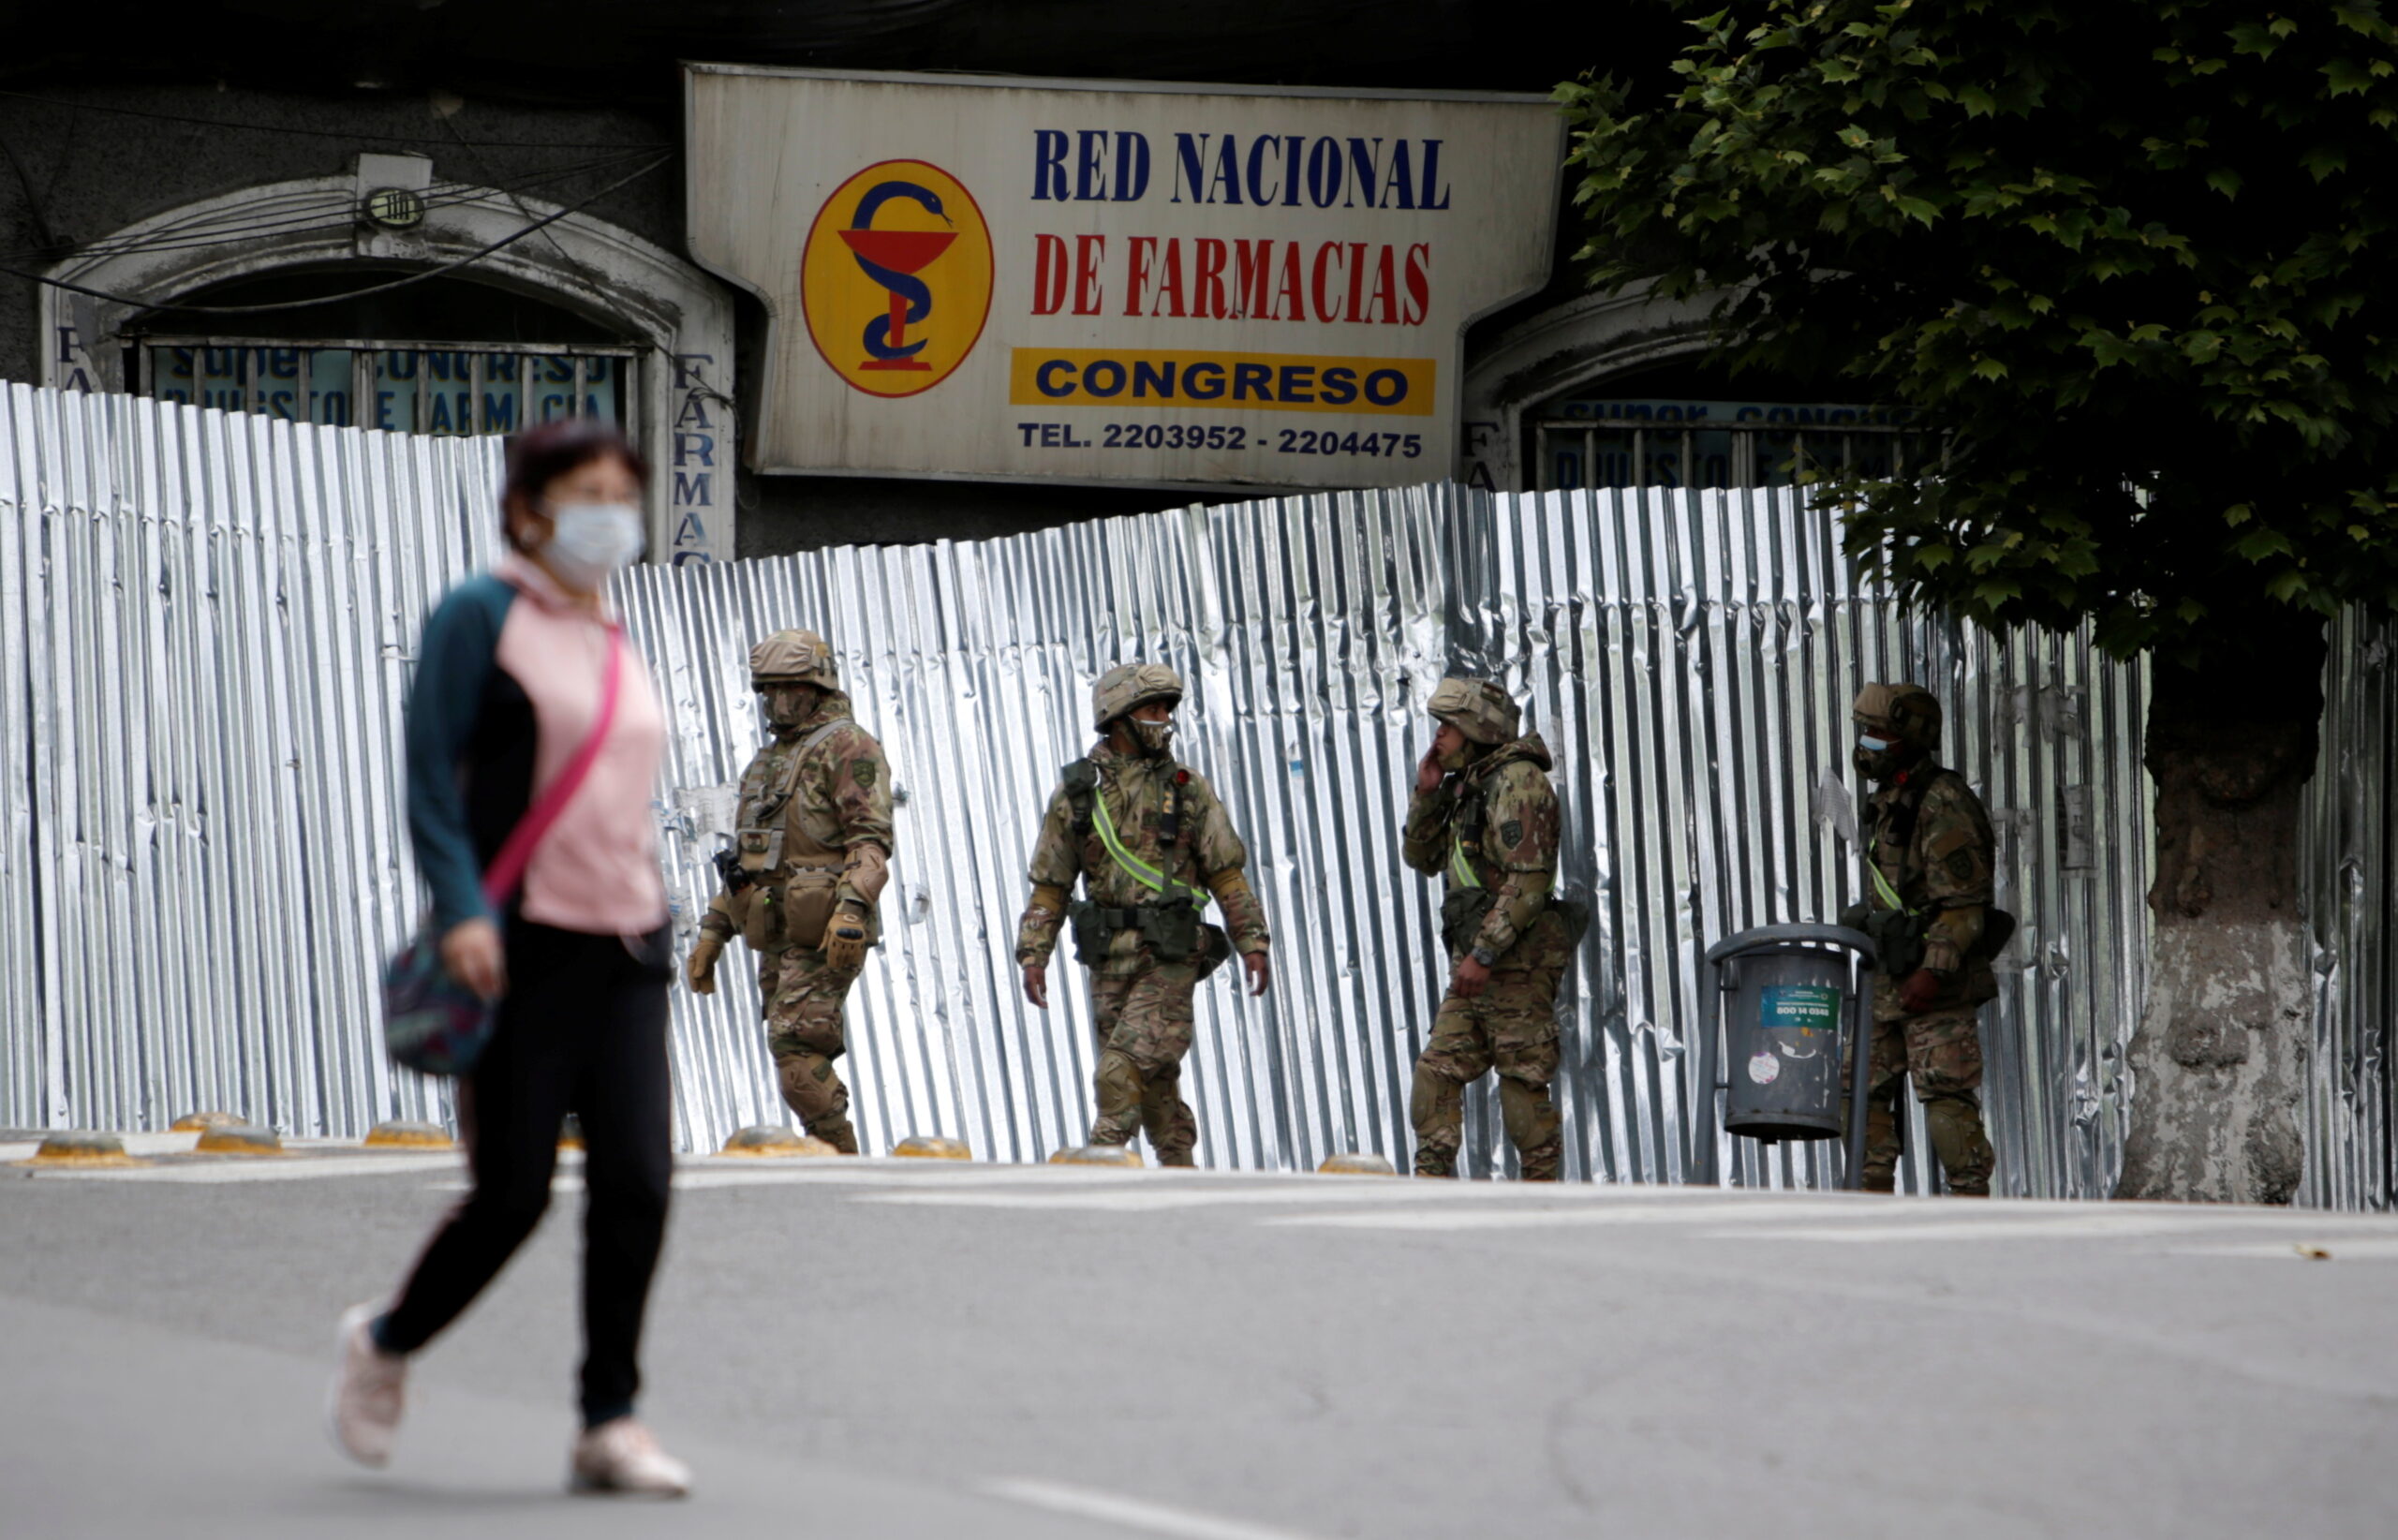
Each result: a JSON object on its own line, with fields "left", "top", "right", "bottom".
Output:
{"left": 143, "top": 343, "right": 631, "bottom": 437}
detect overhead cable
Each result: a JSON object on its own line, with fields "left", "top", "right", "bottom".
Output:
{"left": 0, "top": 153, "right": 671, "bottom": 318}
{"left": 26, "top": 149, "right": 664, "bottom": 269}
{"left": 0, "top": 89, "right": 674, "bottom": 152}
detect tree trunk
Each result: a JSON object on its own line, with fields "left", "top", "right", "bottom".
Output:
{"left": 2117, "top": 614, "right": 2327, "bottom": 1204}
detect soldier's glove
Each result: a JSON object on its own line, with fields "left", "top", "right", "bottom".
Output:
{"left": 823, "top": 903, "right": 869, "bottom": 975}
{"left": 1897, "top": 967, "right": 1945, "bottom": 1014}
{"left": 1836, "top": 901, "right": 1869, "bottom": 933}
{"left": 685, "top": 932, "right": 725, "bottom": 995}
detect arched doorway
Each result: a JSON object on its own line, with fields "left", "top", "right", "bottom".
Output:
{"left": 1459, "top": 288, "right": 1930, "bottom": 495}
{"left": 40, "top": 155, "right": 736, "bottom": 562}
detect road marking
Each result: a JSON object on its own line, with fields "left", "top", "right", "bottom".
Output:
{"left": 673, "top": 1162, "right": 1217, "bottom": 1191}
{"left": 2161, "top": 1236, "right": 2398, "bottom": 1261}
{"left": 857, "top": 1181, "right": 1589, "bottom": 1212}
{"left": 1720, "top": 1210, "right": 2376, "bottom": 1243}
{"left": 986, "top": 1477, "right": 1323, "bottom": 1540}
{"left": 1262, "top": 1198, "right": 1878, "bottom": 1230}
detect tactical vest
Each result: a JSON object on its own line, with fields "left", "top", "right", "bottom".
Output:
{"left": 731, "top": 718, "right": 851, "bottom": 952}
{"left": 1058, "top": 757, "right": 1227, "bottom": 975}
{"left": 1856, "top": 766, "right": 2014, "bottom": 977}
{"left": 1435, "top": 764, "right": 1590, "bottom": 957}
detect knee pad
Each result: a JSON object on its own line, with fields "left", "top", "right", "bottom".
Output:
{"left": 1409, "top": 1062, "right": 1464, "bottom": 1130}
{"left": 776, "top": 1052, "right": 847, "bottom": 1120}
{"left": 1095, "top": 1048, "right": 1145, "bottom": 1116}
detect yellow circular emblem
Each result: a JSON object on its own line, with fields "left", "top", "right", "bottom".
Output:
{"left": 801, "top": 159, "right": 995, "bottom": 399}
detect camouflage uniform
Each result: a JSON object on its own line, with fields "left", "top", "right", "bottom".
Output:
{"left": 1403, "top": 678, "right": 1572, "bottom": 1180}
{"left": 1015, "top": 669, "right": 1269, "bottom": 1166}
{"left": 1846, "top": 685, "right": 1999, "bottom": 1195}
{"left": 693, "top": 636, "right": 893, "bottom": 1154}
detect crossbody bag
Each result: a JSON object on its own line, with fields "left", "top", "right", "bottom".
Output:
{"left": 382, "top": 631, "right": 626, "bottom": 1076}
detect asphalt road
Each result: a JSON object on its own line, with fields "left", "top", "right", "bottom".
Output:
{"left": 4, "top": 1133, "right": 2394, "bottom": 1539}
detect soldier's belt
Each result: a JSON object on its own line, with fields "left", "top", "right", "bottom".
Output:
{"left": 1067, "top": 896, "right": 1216, "bottom": 971}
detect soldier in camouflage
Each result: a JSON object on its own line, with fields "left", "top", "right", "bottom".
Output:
{"left": 1015, "top": 663, "right": 1272, "bottom": 1165}
{"left": 1842, "top": 682, "right": 2000, "bottom": 1195}
{"left": 1402, "top": 677, "right": 1574, "bottom": 1180}
{"left": 684, "top": 629, "right": 893, "bottom": 1154}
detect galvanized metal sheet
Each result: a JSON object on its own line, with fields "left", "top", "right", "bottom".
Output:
{"left": 2301, "top": 609, "right": 2394, "bottom": 1209}
{"left": 1, "top": 383, "right": 2384, "bottom": 1204}
{"left": 0, "top": 384, "right": 496, "bottom": 1139}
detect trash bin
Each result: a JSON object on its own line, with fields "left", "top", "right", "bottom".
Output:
{"left": 1691, "top": 924, "right": 1875, "bottom": 1187}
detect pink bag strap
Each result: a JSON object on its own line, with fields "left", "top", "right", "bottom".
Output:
{"left": 481, "top": 630, "right": 626, "bottom": 907}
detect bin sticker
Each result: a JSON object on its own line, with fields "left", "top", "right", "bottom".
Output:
{"left": 1759, "top": 984, "right": 1841, "bottom": 1036}
{"left": 1747, "top": 1050, "right": 1781, "bottom": 1086}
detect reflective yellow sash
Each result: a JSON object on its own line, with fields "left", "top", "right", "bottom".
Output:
{"left": 1091, "top": 781, "right": 1209, "bottom": 905}
{"left": 1868, "top": 856, "right": 1913, "bottom": 915}
{"left": 1450, "top": 834, "right": 1483, "bottom": 890}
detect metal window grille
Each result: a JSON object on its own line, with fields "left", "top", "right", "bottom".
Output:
{"left": 1532, "top": 416, "right": 1947, "bottom": 493}
{"left": 137, "top": 340, "right": 638, "bottom": 441}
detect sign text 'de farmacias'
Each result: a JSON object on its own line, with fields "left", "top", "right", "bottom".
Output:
{"left": 685, "top": 67, "right": 1560, "bottom": 487}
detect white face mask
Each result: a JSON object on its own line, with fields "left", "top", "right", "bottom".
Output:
{"left": 542, "top": 502, "right": 644, "bottom": 590}
{"left": 1131, "top": 718, "right": 1175, "bottom": 758}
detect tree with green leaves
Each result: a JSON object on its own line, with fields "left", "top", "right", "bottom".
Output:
{"left": 1560, "top": 1, "right": 2398, "bottom": 1202}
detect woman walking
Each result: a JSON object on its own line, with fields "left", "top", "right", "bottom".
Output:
{"left": 329, "top": 419, "right": 688, "bottom": 1496}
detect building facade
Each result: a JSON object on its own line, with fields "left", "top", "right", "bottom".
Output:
{"left": 1, "top": 2, "right": 1902, "bottom": 560}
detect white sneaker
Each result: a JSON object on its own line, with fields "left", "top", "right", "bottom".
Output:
{"left": 570, "top": 1417, "right": 692, "bottom": 1497}
{"left": 325, "top": 1303, "right": 407, "bottom": 1467}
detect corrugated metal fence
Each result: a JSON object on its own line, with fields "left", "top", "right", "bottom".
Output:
{"left": 2, "top": 385, "right": 2389, "bottom": 1203}
{"left": 0, "top": 385, "right": 496, "bottom": 1139}
{"left": 2302, "top": 610, "right": 2395, "bottom": 1208}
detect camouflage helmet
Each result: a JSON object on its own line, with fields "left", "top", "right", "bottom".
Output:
{"left": 749, "top": 629, "right": 839, "bottom": 690}
{"left": 1091, "top": 662, "right": 1183, "bottom": 732}
{"left": 1427, "top": 675, "right": 1521, "bottom": 746}
{"left": 1851, "top": 682, "right": 1942, "bottom": 748}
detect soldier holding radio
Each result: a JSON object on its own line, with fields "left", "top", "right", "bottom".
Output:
{"left": 1402, "top": 676, "right": 1581, "bottom": 1181}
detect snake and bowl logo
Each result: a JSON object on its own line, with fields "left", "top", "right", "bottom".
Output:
{"left": 801, "top": 159, "right": 995, "bottom": 399}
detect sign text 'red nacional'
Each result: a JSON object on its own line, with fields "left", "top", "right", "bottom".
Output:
{"left": 685, "top": 66, "right": 1561, "bottom": 487}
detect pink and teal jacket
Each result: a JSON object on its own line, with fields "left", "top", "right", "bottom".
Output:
{"left": 406, "top": 554, "right": 668, "bottom": 935}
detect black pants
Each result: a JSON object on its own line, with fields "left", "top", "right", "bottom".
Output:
{"left": 377, "top": 920, "right": 674, "bottom": 1429}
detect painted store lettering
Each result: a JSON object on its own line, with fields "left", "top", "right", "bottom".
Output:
{"left": 669, "top": 352, "right": 720, "bottom": 565}
{"left": 1030, "top": 129, "right": 1154, "bottom": 202}
{"left": 1036, "top": 235, "right": 1429, "bottom": 324}
{"left": 1008, "top": 348, "right": 1434, "bottom": 416}
{"left": 1031, "top": 130, "right": 1451, "bottom": 211}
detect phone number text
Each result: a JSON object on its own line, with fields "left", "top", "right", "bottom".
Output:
{"left": 1015, "top": 422, "right": 1423, "bottom": 457}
